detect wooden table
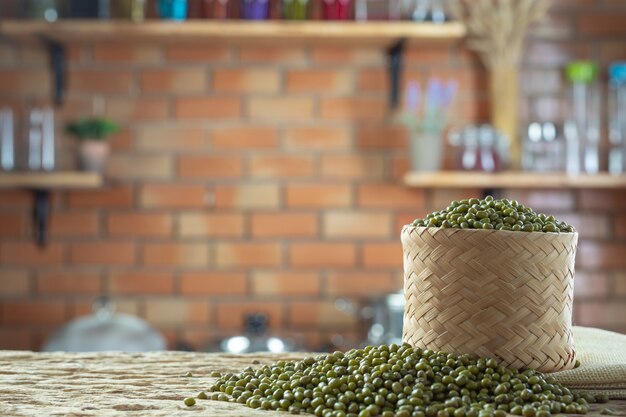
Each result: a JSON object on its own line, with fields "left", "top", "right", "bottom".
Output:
{"left": 0, "top": 351, "right": 624, "bottom": 417}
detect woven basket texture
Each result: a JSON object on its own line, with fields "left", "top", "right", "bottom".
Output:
{"left": 401, "top": 226, "right": 578, "bottom": 373}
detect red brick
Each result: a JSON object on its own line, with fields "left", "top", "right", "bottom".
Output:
{"left": 49, "top": 212, "right": 99, "bottom": 237}
{"left": 248, "top": 98, "right": 314, "bottom": 121}
{"left": 145, "top": 299, "right": 211, "bottom": 327}
{"left": 105, "top": 98, "right": 169, "bottom": 120}
{"left": 321, "top": 155, "right": 386, "bottom": 179}
{"left": 503, "top": 190, "right": 576, "bottom": 212}
{"left": 68, "top": 186, "right": 134, "bottom": 209}
{"left": 165, "top": 45, "right": 230, "bottom": 62}
{"left": 573, "top": 271, "right": 609, "bottom": 299}
{"left": 327, "top": 271, "right": 402, "bottom": 296}
{"left": 136, "top": 126, "right": 206, "bottom": 151}
{"left": 0, "top": 70, "right": 49, "bottom": 95}
{"left": 251, "top": 213, "right": 318, "bottom": 238}
{"left": 0, "top": 269, "right": 30, "bottom": 296}
{"left": 356, "top": 126, "right": 408, "bottom": 150}
{"left": 109, "top": 129, "right": 133, "bottom": 151}
{"left": 576, "top": 301, "right": 626, "bottom": 327}
{"left": 140, "top": 184, "right": 207, "bottom": 208}
{"left": 0, "top": 190, "right": 31, "bottom": 208}
{"left": 284, "top": 127, "right": 350, "bottom": 151}
{"left": 357, "top": 68, "right": 388, "bottom": 92}
{"left": 1, "top": 301, "right": 66, "bottom": 326}
{"left": 577, "top": 242, "right": 626, "bottom": 269}
{"left": 143, "top": 243, "right": 209, "bottom": 267}
{"left": 107, "top": 213, "right": 173, "bottom": 237}
{"left": 579, "top": 13, "right": 626, "bottom": 35}
{"left": 580, "top": 190, "right": 626, "bottom": 211}
{"left": 311, "top": 47, "right": 383, "bottom": 65}
{"left": 358, "top": 184, "right": 425, "bottom": 208}
{"left": 70, "top": 70, "right": 132, "bottom": 93}
{"left": 251, "top": 271, "right": 320, "bottom": 296}
{"left": 93, "top": 44, "right": 160, "bottom": 63}
{"left": 249, "top": 155, "right": 315, "bottom": 178}
{"left": 214, "top": 184, "right": 280, "bottom": 209}
{"left": 70, "top": 242, "right": 135, "bottom": 266}
{"left": 109, "top": 271, "right": 174, "bottom": 295}
{"left": 362, "top": 243, "right": 402, "bottom": 268}
{"left": 213, "top": 69, "right": 280, "bottom": 93}
{"left": 18, "top": 46, "right": 50, "bottom": 66}
{"left": 556, "top": 214, "right": 609, "bottom": 239}
{"left": 36, "top": 271, "right": 101, "bottom": 295}
{"left": 616, "top": 272, "right": 626, "bottom": 296}
{"left": 217, "top": 302, "right": 283, "bottom": 329}
{"left": 290, "top": 301, "right": 357, "bottom": 328}
{"left": 140, "top": 69, "right": 207, "bottom": 93}
{"left": 180, "top": 272, "right": 247, "bottom": 296}
{"left": 0, "top": 329, "right": 34, "bottom": 350}
{"left": 617, "top": 215, "right": 626, "bottom": 238}
{"left": 215, "top": 243, "right": 282, "bottom": 268}
{"left": 405, "top": 47, "right": 451, "bottom": 64}
{"left": 175, "top": 97, "right": 241, "bottom": 119}
{"left": 0, "top": 242, "right": 64, "bottom": 266}
{"left": 286, "top": 184, "right": 352, "bottom": 208}
{"left": 178, "top": 155, "right": 243, "bottom": 178}
{"left": 324, "top": 212, "right": 391, "bottom": 239}
{"left": 0, "top": 212, "right": 25, "bottom": 237}
{"left": 286, "top": 69, "right": 352, "bottom": 93}
{"left": 179, "top": 212, "right": 244, "bottom": 237}
{"left": 290, "top": 243, "right": 356, "bottom": 267}
{"left": 212, "top": 126, "right": 278, "bottom": 150}
{"left": 238, "top": 47, "right": 305, "bottom": 64}
{"left": 320, "top": 97, "right": 386, "bottom": 121}
{"left": 106, "top": 154, "right": 173, "bottom": 180}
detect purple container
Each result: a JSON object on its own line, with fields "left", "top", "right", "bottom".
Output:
{"left": 240, "top": 0, "right": 269, "bottom": 19}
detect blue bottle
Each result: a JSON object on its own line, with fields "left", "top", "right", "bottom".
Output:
{"left": 158, "top": 0, "right": 188, "bottom": 20}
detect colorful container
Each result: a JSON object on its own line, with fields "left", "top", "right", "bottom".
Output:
{"left": 322, "top": 0, "right": 351, "bottom": 20}
{"left": 240, "top": 0, "right": 269, "bottom": 20}
{"left": 157, "top": 0, "right": 188, "bottom": 19}
{"left": 111, "top": 0, "right": 147, "bottom": 21}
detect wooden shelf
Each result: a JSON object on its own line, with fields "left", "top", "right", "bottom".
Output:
{"left": 0, "top": 20, "right": 466, "bottom": 47}
{"left": 404, "top": 172, "right": 626, "bottom": 189}
{"left": 0, "top": 171, "right": 103, "bottom": 189}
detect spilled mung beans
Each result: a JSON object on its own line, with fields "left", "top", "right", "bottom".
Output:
{"left": 185, "top": 344, "right": 606, "bottom": 416}
{"left": 409, "top": 196, "right": 575, "bottom": 233}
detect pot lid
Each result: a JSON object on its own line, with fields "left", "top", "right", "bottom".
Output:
{"left": 43, "top": 298, "right": 166, "bottom": 352}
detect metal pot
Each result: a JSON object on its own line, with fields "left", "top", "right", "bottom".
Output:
{"left": 43, "top": 298, "right": 166, "bottom": 352}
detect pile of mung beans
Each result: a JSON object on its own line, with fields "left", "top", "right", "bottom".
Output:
{"left": 184, "top": 343, "right": 606, "bottom": 416}
{"left": 409, "top": 196, "right": 575, "bottom": 233}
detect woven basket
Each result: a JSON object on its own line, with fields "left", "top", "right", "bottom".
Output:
{"left": 401, "top": 226, "right": 578, "bottom": 373}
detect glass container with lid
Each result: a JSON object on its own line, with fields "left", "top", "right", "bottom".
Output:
{"left": 609, "top": 62, "right": 626, "bottom": 174}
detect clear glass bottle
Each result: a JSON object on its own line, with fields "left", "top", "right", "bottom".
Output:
{"left": 564, "top": 61, "right": 601, "bottom": 175}
{"left": 609, "top": 62, "right": 626, "bottom": 174}
{"left": 27, "top": 108, "right": 55, "bottom": 172}
{"left": 0, "top": 108, "right": 14, "bottom": 171}
{"left": 21, "top": 0, "right": 59, "bottom": 21}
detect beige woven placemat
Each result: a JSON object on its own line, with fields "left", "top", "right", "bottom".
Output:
{"left": 552, "top": 326, "right": 626, "bottom": 399}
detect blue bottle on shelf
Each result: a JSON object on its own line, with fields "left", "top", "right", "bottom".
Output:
{"left": 158, "top": 0, "right": 188, "bottom": 20}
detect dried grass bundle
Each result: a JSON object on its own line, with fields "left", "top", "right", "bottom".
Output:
{"left": 450, "top": 0, "right": 550, "bottom": 69}
{"left": 450, "top": 0, "right": 550, "bottom": 170}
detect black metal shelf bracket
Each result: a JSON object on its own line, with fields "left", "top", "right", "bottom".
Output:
{"left": 45, "top": 38, "right": 66, "bottom": 106}
{"left": 387, "top": 38, "right": 407, "bottom": 110}
{"left": 31, "top": 189, "right": 51, "bottom": 247}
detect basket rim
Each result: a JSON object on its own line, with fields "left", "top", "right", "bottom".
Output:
{"left": 401, "top": 225, "right": 578, "bottom": 239}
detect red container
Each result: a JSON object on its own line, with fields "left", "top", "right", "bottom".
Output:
{"left": 188, "top": 0, "right": 231, "bottom": 18}
{"left": 322, "top": 0, "right": 351, "bottom": 20}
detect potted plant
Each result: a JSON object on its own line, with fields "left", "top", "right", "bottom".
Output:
{"left": 66, "top": 117, "right": 119, "bottom": 173}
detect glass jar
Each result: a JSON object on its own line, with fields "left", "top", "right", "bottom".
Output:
{"left": 111, "top": 0, "right": 147, "bottom": 21}
{"left": 322, "top": 0, "right": 351, "bottom": 20}
{"left": 354, "top": 0, "right": 400, "bottom": 20}
{"left": 564, "top": 61, "right": 601, "bottom": 175}
{"left": 609, "top": 62, "right": 626, "bottom": 174}
{"left": 157, "top": 0, "right": 188, "bottom": 20}
{"left": 282, "top": 0, "right": 309, "bottom": 19}
{"left": 20, "top": 0, "right": 60, "bottom": 21}
{"left": 240, "top": 0, "right": 269, "bottom": 19}
{"left": 0, "top": 108, "right": 14, "bottom": 172}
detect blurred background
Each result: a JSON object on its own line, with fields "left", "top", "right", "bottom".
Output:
{"left": 0, "top": 0, "right": 625, "bottom": 353}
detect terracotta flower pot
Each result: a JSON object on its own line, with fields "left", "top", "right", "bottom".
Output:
{"left": 78, "top": 140, "right": 109, "bottom": 172}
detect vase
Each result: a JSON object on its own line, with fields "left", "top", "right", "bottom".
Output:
{"left": 78, "top": 140, "right": 110, "bottom": 172}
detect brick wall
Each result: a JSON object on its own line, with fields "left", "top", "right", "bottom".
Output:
{"left": 1, "top": 0, "right": 626, "bottom": 351}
